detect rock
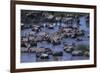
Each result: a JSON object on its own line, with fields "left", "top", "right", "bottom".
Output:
{"left": 21, "top": 42, "right": 27, "bottom": 48}
{"left": 84, "top": 51, "right": 89, "bottom": 57}
{"left": 45, "top": 48, "right": 52, "bottom": 55}
{"left": 21, "top": 47, "right": 28, "bottom": 53}
{"left": 64, "top": 44, "right": 74, "bottom": 53}
{"left": 40, "top": 53, "right": 49, "bottom": 59}
{"left": 36, "top": 53, "right": 41, "bottom": 58}
{"left": 76, "top": 37, "right": 82, "bottom": 41}
{"left": 64, "top": 48, "right": 73, "bottom": 53}
{"left": 30, "top": 41, "right": 37, "bottom": 47}
{"left": 52, "top": 40, "right": 61, "bottom": 45}
{"left": 47, "top": 24, "right": 54, "bottom": 29}
{"left": 53, "top": 51, "right": 63, "bottom": 56}
{"left": 72, "top": 50, "right": 83, "bottom": 56}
